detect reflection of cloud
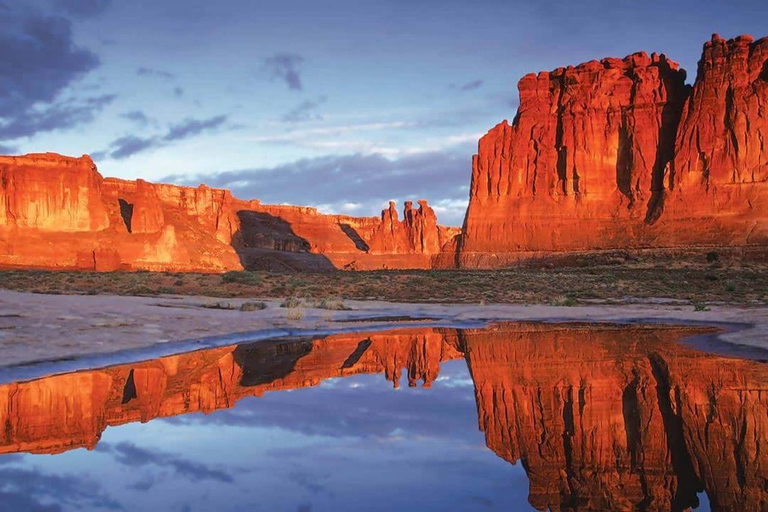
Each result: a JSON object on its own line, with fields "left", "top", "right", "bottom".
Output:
{"left": 0, "top": 467, "right": 122, "bottom": 511}
{"left": 163, "top": 362, "right": 479, "bottom": 442}
{"left": 97, "top": 442, "right": 234, "bottom": 483}
{"left": 282, "top": 95, "right": 328, "bottom": 123}
{"left": 137, "top": 67, "right": 175, "bottom": 80}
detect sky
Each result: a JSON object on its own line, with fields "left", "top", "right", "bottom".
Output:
{"left": 1, "top": 0, "right": 766, "bottom": 225}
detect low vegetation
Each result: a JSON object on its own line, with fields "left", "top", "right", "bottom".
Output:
{"left": 1, "top": 259, "right": 766, "bottom": 307}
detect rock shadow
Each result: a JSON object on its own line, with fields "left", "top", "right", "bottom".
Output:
{"left": 232, "top": 211, "right": 335, "bottom": 271}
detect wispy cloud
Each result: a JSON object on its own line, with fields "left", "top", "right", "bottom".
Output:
{"left": 263, "top": 53, "right": 304, "bottom": 91}
{"left": 136, "top": 67, "right": 175, "bottom": 80}
{"left": 94, "top": 115, "right": 229, "bottom": 160}
{"left": 282, "top": 95, "right": 328, "bottom": 123}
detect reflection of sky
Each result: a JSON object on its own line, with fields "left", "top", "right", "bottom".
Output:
{"left": 0, "top": 360, "right": 534, "bottom": 512}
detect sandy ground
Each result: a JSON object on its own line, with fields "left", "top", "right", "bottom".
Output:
{"left": 1, "top": 289, "right": 766, "bottom": 374}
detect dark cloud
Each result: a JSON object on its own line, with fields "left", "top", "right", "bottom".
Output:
{"left": 450, "top": 79, "right": 484, "bottom": 91}
{"left": 97, "top": 442, "right": 234, "bottom": 483}
{"left": 96, "top": 115, "right": 229, "bottom": 160}
{"left": 282, "top": 95, "right": 327, "bottom": 123}
{"left": 163, "top": 115, "right": 227, "bottom": 141}
{"left": 0, "top": 143, "right": 17, "bottom": 154}
{"left": 120, "top": 110, "right": 152, "bottom": 125}
{"left": 161, "top": 150, "right": 471, "bottom": 224}
{"left": 263, "top": 53, "right": 304, "bottom": 91}
{"left": 0, "top": 5, "right": 109, "bottom": 143}
{"left": 173, "top": 86, "right": 184, "bottom": 98}
{"left": 51, "top": 0, "right": 112, "bottom": 18}
{"left": 136, "top": 67, "right": 175, "bottom": 80}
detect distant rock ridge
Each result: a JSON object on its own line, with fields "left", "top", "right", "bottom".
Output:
{"left": 0, "top": 153, "right": 458, "bottom": 271}
{"left": 458, "top": 33, "right": 768, "bottom": 267}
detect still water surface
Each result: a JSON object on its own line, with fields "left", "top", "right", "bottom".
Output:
{"left": 0, "top": 322, "right": 763, "bottom": 511}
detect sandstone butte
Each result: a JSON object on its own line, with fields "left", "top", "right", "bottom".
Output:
{"left": 459, "top": 33, "right": 768, "bottom": 267}
{"left": 2, "top": 323, "right": 767, "bottom": 510}
{"left": 0, "top": 33, "right": 766, "bottom": 272}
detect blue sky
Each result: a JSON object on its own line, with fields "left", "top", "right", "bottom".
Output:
{"left": 1, "top": 0, "right": 766, "bottom": 224}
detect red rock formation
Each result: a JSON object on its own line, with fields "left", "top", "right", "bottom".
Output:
{"left": 459, "top": 34, "right": 768, "bottom": 267}
{"left": 0, "top": 154, "right": 457, "bottom": 271}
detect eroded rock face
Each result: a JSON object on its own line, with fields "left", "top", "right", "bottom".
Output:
{"left": 0, "top": 154, "right": 457, "bottom": 271}
{"left": 459, "top": 34, "right": 768, "bottom": 267}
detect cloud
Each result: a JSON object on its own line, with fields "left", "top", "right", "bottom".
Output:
{"left": 0, "top": 5, "right": 109, "bottom": 143}
{"left": 97, "top": 442, "right": 234, "bottom": 483}
{"left": 450, "top": 80, "right": 484, "bottom": 92}
{"left": 120, "top": 110, "right": 152, "bottom": 126}
{"left": 136, "top": 67, "right": 175, "bottom": 80}
{"left": 51, "top": 0, "right": 113, "bottom": 18}
{"left": 95, "top": 115, "right": 229, "bottom": 160}
{"left": 282, "top": 95, "right": 327, "bottom": 123}
{"left": 163, "top": 115, "right": 227, "bottom": 141}
{"left": 173, "top": 86, "right": 184, "bottom": 98}
{"left": 161, "top": 149, "right": 472, "bottom": 225}
{"left": 263, "top": 53, "right": 304, "bottom": 91}
{"left": 0, "top": 143, "right": 17, "bottom": 154}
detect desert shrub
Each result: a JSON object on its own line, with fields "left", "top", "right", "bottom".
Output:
{"left": 706, "top": 251, "right": 719, "bottom": 263}
{"left": 221, "top": 271, "right": 262, "bottom": 285}
{"left": 314, "top": 297, "right": 351, "bottom": 310}
{"left": 280, "top": 297, "right": 302, "bottom": 308}
{"left": 549, "top": 295, "right": 577, "bottom": 307}
{"left": 693, "top": 302, "right": 710, "bottom": 311}
{"left": 240, "top": 301, "right": 267, "bottom": 312}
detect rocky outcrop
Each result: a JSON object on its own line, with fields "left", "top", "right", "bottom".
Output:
{"left": 1, "top": 322, "right": 767, "bottom": 510}
{"left": 459, "top": 34, "right": 768, "bottom": 267}
{"left": 0, "top": 154, "right": 457, "bottom": 271}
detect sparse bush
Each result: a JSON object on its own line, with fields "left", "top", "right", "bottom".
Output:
{"left": 240, "top": 301, "right": 267, "bottom": 312}
{"left": 706, "top": 251, "right": 719, "bottom": 263}
{"left": 725, "top": 280, "right": 737, "bottom": 293}
{"left": 221, "top": 271, "right": 262, "bottom": 285}
{"left": 280, "top": 297, "right": 302, "bottom": 308}
{"left": 693, "top": 302, "right": 710, "bottom": 311}
{"left": 314, "top": 297, "right": 351, "bottom": 310}
{"left": 549, "top": 295, "right": 577, "bottom": 307}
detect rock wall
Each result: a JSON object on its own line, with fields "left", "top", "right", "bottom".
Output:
{"left": 0, "top": 153, "right": 457, "bottom": 272}
{"left": 459, "top": 34, "right": 768, "bottom": 267}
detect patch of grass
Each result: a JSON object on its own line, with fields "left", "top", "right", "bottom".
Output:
{"left": 693, "top": 302, "right": 711, "bottom": 312}
{"left": 240, "top": 301, "right": 267, "bottom": 312}
{"left": 549, "top": 295, "right": 578, "bottom": 307}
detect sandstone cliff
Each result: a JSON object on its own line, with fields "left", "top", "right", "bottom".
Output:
{"left": 0, "top": 153, "right": 457, "bottom": 272}
{"left": 459, "top": 34, "right": 768, "bottom": 267}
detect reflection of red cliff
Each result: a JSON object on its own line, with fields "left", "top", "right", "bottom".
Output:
{"left": 459, "top": 34, "right": 768, "bottom": 267}
{"left": 0, "top": 328, "right": 461, "bottom": 455}
{"left": 460, "top": 323, "right": 768, "bottom": 511}
{"left": 0, "top": 154, "right": 457, "bottom": 272}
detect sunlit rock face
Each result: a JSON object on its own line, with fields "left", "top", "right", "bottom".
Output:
{"left": 0, "top": 154, "right": 457, "bottom": 271}
{"left": 1, "top": 323, "right": 768, "bottom": 510}
{"left": 459, "top": 34, "right": 768, "bottom": 267}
